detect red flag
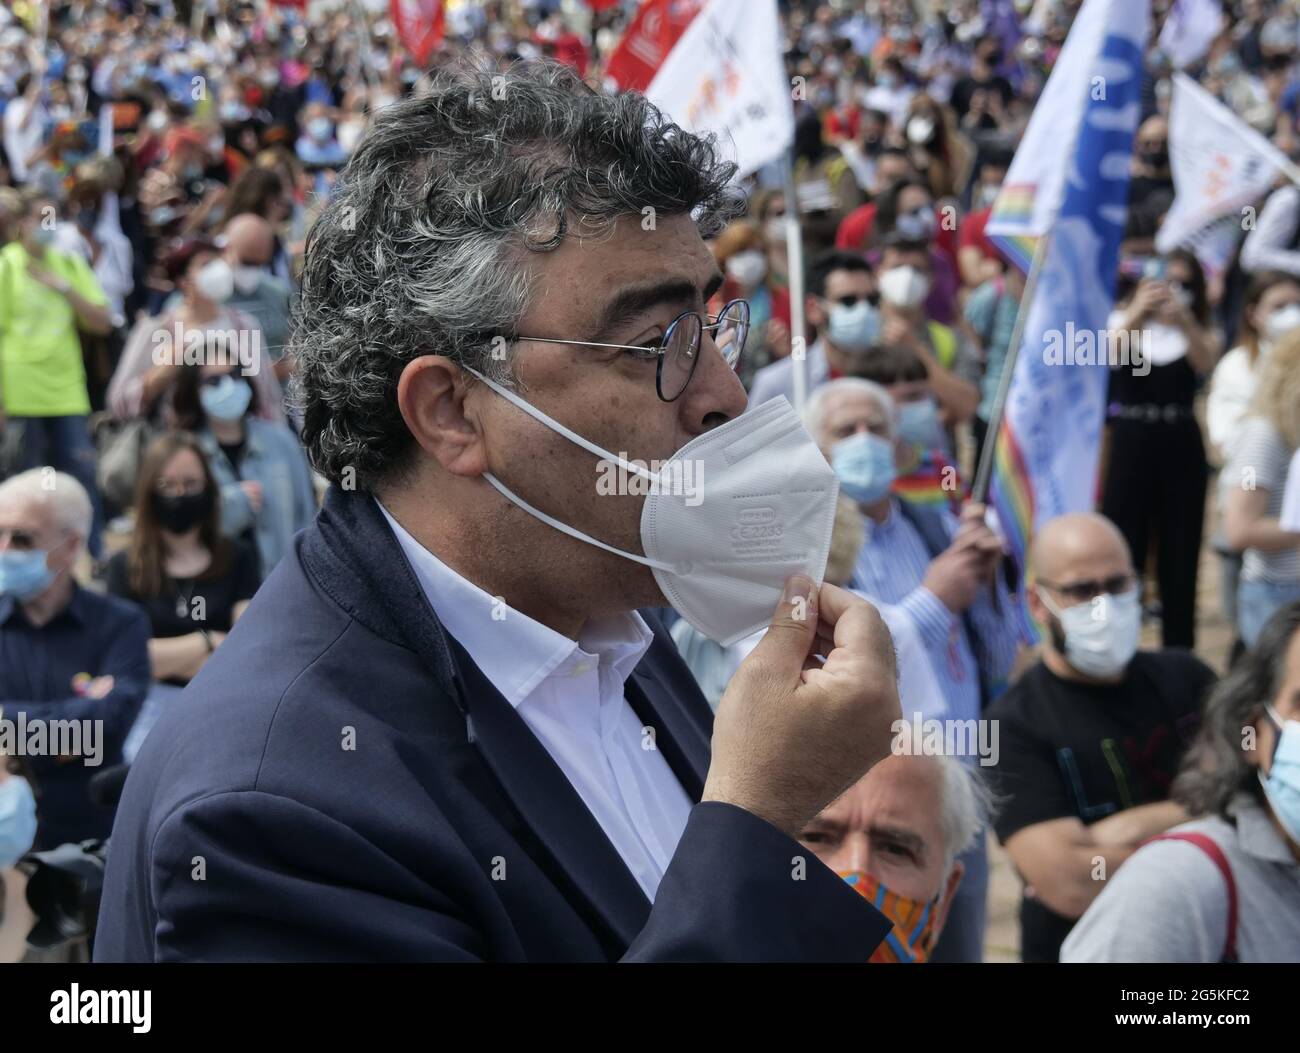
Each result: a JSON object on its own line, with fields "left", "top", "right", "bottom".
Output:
{"left": 390, "top": 0, "right": 446, "bottom": 67}
{"left": 586, "top": 0, "right": 623, "bottom": 10}
{"left": 604, "top": 0, "right": 704, "bottom": 93}
{"left": 539, "top": 30, "right": 591, "bottom": 77}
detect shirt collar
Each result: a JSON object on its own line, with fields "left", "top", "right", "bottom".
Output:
{"left": 0, "top": 581, "right": 84, "bottom": 627}
{"left": 376, "top": 499, "right": 652, "bottom": 708}
{"left": 859, "top": 497, "right": 900, "bottom": 542}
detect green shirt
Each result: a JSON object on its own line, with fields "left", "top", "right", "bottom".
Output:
{"left": 0, "top": 241, "right": 107, "bottom": 416}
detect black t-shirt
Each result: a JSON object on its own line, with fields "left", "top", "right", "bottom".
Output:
{"left": 219, "top": 438, "right": 247, "bottom": 471}
{"left": 105, "top": 540, "right": 260, "bottom": 652}
{"left": 987, "top": 650, "right": 1216, "bottom": 962}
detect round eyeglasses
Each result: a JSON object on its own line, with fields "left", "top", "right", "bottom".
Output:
{"left": 514, "top": 298, "right": 750, "bottom": 402}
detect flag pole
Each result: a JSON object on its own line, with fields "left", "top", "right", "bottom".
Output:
{"left": 971, "top": 231, "right": 1052, "bottom": 504}
{"left": 781, "top": 150, "right": 808, "bottom": 412}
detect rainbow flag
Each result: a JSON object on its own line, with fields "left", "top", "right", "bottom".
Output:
{"left": 985, "top": 183, "right": 1039, "bottom": 274}
{"left": 984, "top": 0, "right": 1149, "bottom": 643}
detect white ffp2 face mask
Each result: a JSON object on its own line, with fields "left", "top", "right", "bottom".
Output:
{"left": 1038, "top": 586, "right": 1141, "bottom": 679}
{"left": 465, "top": 369, "right": 840, "bottom": 646}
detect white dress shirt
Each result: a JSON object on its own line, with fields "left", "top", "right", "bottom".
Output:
{"left": 377, "top": 501, "right": 693, "bottom": 901}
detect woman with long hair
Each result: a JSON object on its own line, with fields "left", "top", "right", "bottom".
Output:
{"left": 105, "top": 432, "right": 260, "bottom": 759}
{"left": 1225, "top": 327, "right": 1300, "bottom": 645}
{"left": 1207, "top": 270, "right": 1300, "bottom": 655}
{"left": 1062, "top": 602, "right": 1300, "bottom": 962}
{"left": 1101, "top": 249, "right": 1218, "bottom": 649}
{"left": 171, "top": 360, "right": 316, "bottom": 580}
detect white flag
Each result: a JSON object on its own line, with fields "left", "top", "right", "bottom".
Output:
{"left": 645, "top": 0, "right": 793, "bottom": 179}
{"left": 1158, "top": 0, "right": 1224, "bottom": 70}
{"left": 1156, "top": 73, "right": 1293, "bottom": 255}
{"left": 986, "top": 0, "right": 1133, "bottom": 240}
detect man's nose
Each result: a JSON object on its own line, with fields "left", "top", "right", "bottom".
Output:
{"left": 841, "top": 832, "right": 872, "bottom": 876}
{"left": 678, "top": 329, "right": 749, "bottom": 431}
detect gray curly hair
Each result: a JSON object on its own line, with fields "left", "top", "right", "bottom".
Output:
{"left": 291, "top": 60, "right": 744, "bottom": 489}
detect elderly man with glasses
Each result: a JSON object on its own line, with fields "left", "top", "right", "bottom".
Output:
{"left": 0, "top": 469, "right": 149, "bottom": 852}
{"left": 987, "top": 511, "right": 1218, "bottom": 962}
{"left": 96, "top": 62, "right": 905, "bottom": 963}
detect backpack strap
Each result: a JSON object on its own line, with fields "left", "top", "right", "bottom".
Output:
{"left": 1147, "top": 832, "right": 1238, "bottom": 963}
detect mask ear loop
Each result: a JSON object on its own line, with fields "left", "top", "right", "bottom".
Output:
{"left": 463, "top": 366, "right": 685, "bottom": 573}
{"left": 479, "top": 472, "right": 682, "bottom": 575}
{"left": 463, "top": 366, "right": 661, "bottom": 484}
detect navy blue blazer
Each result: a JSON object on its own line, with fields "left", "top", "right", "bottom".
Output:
{"left": 95, "top": 487, "right": 889, "bottom": 962}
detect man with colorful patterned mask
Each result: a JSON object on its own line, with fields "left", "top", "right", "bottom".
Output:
{"left": 799, "top": 753, "right": 992, "bottom": 962}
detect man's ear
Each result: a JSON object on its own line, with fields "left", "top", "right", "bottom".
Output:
{"left": 1025, "top": 582, "right": 1048, "bottom": 627}
{"left": 49, "top": 532, "right": 83, "bottom": 576}
{"left": 806, "top": 294, "right": 825, "bottom": 329}
{"left": 933, "top": 859, "right": 965, "bottom": 939}
{"left": 395, "top": 356, "right": 488, "bottom": 478}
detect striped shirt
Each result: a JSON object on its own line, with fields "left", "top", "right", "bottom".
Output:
{"left": 1229, "top": 417, "right": 1300, "bottom": 585}
{"left": 847, "top": 498, "right": 1020, "bottom": 731}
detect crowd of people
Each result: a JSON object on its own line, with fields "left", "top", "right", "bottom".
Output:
{"left": 0, "top": 0, "right": 1299, "bottom": 965}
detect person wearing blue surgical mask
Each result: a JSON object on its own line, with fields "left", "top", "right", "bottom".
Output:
{"left": 805, "top": 376, "right": 1022, "bottom": 963}
{"left": 848, "top": 342, "right": 963, "bottom": 510}
{"left": 171, "top": 362, "right": 316, "bottom": 581}
{"left": 0, "top": 758, "right": 40, "bottom": 963}
{"left": 748, "top": 251, "right": 880, "bottom": 409}
{"left": 0, "top": 469, "right": 151, "bottom": 852}
{"left": 1062, "top": 600, "right": 1300, "bottom": 963}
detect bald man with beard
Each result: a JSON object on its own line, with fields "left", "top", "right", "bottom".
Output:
{"left": 985, "top": 512, "right": 1217, "bottom": 962}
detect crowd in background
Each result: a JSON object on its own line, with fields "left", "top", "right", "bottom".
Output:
{"left": 1, "top": 0, "right": 1299, "bottom": 964}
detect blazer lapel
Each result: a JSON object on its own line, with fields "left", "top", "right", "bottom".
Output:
{"left": 626, "top": 630, "right": 711, "bottom": 803}
{"left": 449, "top": 640, "right": 653, "bottom": 952}
{"left": 302, "top": 488, "right": 654, "bottom": 953}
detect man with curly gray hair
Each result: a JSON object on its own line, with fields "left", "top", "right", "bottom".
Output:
{"left": 97, "top": 62, "right": 902, "bottom": 962}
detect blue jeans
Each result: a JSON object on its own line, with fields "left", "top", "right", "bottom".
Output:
{"left": 928, "top": 833, "right": 989, "bottom": 963}
{"left": 12, "top": 415, "right": 105, "bottom": 559}
{"left": 1238, "top": 578, "right": 1300, "bottom": 648}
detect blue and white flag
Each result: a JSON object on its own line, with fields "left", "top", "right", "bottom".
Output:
{"left": 988, "top": 0, "right": 1149, "bottom": 606}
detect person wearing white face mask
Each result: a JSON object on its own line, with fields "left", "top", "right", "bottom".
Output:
{"left": 1225, "top": 328, "right": 1300, "bottom": 647}
{"left": 988, "top": 512, "right": 1218, "bottom": 963}
{"left": 1062, "top": 600, "right": 1300, "bottom": 963}
{"left": 712, "top": 221, "right": 781, "bottom": 388}
{"left": 220, "top": 213, "right": 295, "bottom": 384}
{"left": 97, "top": 65, "right": 903, "bottom": 964}
{"left": 1208, "top": 271, "right": 1300, "bottom": 657}
{"left": 875, "top": 238, "right": 979, "bottom": 433}
{"left": 107, "top": 241, "right": 285, "bottom": 433}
